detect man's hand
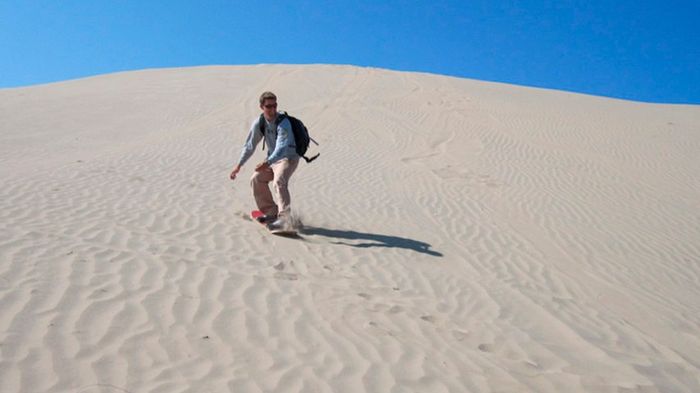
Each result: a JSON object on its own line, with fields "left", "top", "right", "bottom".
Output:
{"left": 255, "top": 161, "right": 270, "bottom": 172}
{"left": 230, "top": 165, "right": 241, "bottom": 180}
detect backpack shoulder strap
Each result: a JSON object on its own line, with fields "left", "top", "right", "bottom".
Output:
{"left": 258, "top": 114, "right": 265, "bottom": 136}
{"left": 276, "top": 111, "right": 288, "bottom": 125}
{"left": 258, "top": 112, "right": 286, "bottom": 152}
{"left": 258, "top": 114, "right": 266, "bottom": 151}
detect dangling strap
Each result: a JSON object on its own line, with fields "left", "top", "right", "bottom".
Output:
{"left": 303, "top": 153, "right": 320, "bottom": 163}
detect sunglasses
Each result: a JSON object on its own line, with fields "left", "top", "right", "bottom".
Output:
{"left": 263, "top": 103, "right": 278, "bottom": 109}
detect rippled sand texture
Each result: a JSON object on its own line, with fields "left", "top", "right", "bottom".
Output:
{"left": 1, "top": 65, "right": 699, "bottom": 393}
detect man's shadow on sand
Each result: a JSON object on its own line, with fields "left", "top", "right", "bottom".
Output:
{"left": 300, "top": 226, "right": 443, "bottom": 257}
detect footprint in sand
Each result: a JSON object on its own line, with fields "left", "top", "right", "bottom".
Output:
{"left": 388, "top": 305, "right": 403, "bottom": 314}
{"left": 272, "top": 261, "right": 298, "bottom": 280}
{"left": 421, "top": 315, "right": 438, "bottom": 323}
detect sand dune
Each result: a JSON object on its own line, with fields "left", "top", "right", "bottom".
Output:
{"left": 1, "top": 65, "right": 699, "bottom": 393}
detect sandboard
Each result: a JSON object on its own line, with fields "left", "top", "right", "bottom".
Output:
{"left": 250, "top": 210, "right": 298, "bottom": 236}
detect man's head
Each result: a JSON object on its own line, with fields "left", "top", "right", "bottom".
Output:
{"left": 259, "top": 91, "right": 278, "bottom": 121}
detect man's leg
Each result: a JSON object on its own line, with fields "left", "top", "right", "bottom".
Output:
{"left": 271, "top": 158, "right": 300, "bottom": 219}
{"left": 250, "top": 166, "right": 277, "bottom": 217}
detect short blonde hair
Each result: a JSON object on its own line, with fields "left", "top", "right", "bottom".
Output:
{"left": 259, "top": 91, "right": 277, "bottom": 106}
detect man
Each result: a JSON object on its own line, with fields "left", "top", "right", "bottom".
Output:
{"left": 230, "top": 92, "right": 300, "bottom": 230}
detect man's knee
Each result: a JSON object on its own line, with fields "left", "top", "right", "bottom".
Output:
{"left": 251, "top": 171, "right": 268, "bottom": 184}
{"left": 274, "top": 178, "right": 289, "bottom": 190}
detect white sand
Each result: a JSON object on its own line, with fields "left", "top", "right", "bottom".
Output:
{"left": 1, "top": 65, "right": 699, "bottom": 393}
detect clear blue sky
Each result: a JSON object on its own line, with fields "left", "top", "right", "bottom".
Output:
{"left": 1, "top": 1, "right": 698, "bottom": 104}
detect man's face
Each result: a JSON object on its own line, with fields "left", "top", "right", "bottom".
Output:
{"left": 261, "top": 98, "right": 277, "bottom": 120}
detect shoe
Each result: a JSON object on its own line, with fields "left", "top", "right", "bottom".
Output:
{"left": 256, "top": 214, "right": 277, "bottom": 224}
{"left": 266, "top": 217, "right": 288, "bottom": 231}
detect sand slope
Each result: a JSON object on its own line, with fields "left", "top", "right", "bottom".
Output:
{"left": 1, "top": 65, "right": 699, "bottom": 393}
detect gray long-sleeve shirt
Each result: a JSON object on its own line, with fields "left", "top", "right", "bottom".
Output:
{"left": 237, "top": 113, "right": 299, "bottom": 167}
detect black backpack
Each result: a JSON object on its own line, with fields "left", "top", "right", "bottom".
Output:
{"left": 258, "top": 112, "right": 319, "bottom": 163}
